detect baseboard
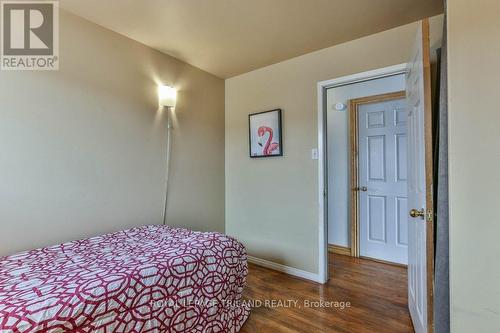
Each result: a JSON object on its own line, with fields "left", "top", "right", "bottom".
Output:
{"left": 247, "top": 256, "right": 321, "bottom": 283}
{"left": 328, "top": 244, "right": 351, "bottom": 256}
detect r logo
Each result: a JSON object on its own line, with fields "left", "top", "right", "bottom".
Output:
{"left": 2, "top": 2, "right": 53, "bottom": 55}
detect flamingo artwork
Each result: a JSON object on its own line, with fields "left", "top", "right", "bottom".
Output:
{"left": 257, "top": 126, "right": 280, "bottom": 155}
{"left": 249, "top": 109, "right": 282, "bottom": 158}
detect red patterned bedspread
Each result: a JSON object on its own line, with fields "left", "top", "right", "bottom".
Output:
{"left": 0, "top": 225, "right": 249, "bottom": 332}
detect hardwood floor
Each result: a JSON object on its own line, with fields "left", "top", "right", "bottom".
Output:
{"left": 240, "top": 253, "right": 413, "bottom": 333}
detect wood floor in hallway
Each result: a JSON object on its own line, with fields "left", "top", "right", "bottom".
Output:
{"left": 240, "top": 253, "right": 414, "bottom": 333}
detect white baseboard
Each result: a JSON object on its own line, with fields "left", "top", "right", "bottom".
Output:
{"left": 247, "top": 256, "right": 321, "bottom": 283}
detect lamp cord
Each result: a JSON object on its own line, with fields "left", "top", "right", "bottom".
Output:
{"left": 162, "top": 107, "right": 172, "bottom": 225}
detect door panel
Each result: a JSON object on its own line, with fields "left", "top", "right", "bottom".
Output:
{"left": 406, "top": 19, "right": 434, "bottom": 333}
{"left": 368, "top": 195, "right": 386, "bottom": 242}
{"left": 367, "top": 111, "right": 385, "bottom": 128}
{"left": 396, "top": 197, "right": 408, "bottom": 246}
{"left": 395, "top": 106, "right": 408, "bottom": 126}
{"left": 396, "top": 134, "right": 408, "bottom": 181}
{"left": 358, "top": 96, "right": 408, "bottom": 265}
{"left": 368, "top": 135, "right": 386, "bottom": 181}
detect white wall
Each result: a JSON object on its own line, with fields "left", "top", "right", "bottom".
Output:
{"left": 327, "top": 74, "right": 405, "bottom": 247}
{"left": 0, "top": 10, "right": 225, "bottom": 256}
{"left": 448, "top": 0, "right": 500, "bottom": 330}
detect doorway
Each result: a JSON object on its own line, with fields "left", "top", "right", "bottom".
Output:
{"left": 317, "top": 64, "right": 408, "bottom": 283}
{"left": 322, "top": 71, "right": 407, "bottom": 266}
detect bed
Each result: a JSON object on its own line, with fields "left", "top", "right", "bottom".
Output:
{"left": 0, "top": 225, "right": 249, "bottom": 332}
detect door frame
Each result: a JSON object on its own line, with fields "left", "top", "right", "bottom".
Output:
{"left": 316, "top": 64, "right": 407, "bottom": 283}
{"left": 349, "top": 90, "right": 407, "bottom": 259}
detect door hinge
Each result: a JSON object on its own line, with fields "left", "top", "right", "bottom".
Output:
{"left": 426, "top": 209, "right": 434, "bottom": 223}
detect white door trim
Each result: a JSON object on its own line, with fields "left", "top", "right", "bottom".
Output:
{"left": 316, "top": 63, "right": 407, "bottom": 283}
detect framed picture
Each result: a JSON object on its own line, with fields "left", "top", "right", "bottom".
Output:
{"left": 249, "top": 109, "right": 283, "bottom": 158}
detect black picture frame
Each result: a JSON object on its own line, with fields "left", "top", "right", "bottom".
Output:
{"left": 248, "top": 109, "right": 283, "bottom": 158}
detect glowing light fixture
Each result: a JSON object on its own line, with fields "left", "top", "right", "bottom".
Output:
{"left": 158, "top": 85, "right": 177, "bottom": 108}
{"left": 158, "top": 85, "right": 177, "bottom": 225}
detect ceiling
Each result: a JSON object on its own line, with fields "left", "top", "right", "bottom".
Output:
{"left": 59, "top": 0, "right": 443, "bottom": 78}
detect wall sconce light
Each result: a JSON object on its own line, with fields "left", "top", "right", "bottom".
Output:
{"left": 158, "top": 85, "right": 177, "bottom": 108}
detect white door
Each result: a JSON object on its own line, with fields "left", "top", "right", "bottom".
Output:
{"left": 406, "top": 19, "right": 433, "bottom": 333}
{"left": 358, "top": 96, "right": 408, "bottom": 265}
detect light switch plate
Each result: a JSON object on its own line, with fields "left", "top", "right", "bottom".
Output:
{"left": 311, "top": 148, "right": 319, "bottom": 160}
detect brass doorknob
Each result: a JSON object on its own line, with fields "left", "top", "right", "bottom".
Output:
{"left": 353, "top": 186, "right": 368, "bottom": 192}
{"left": 409, "top": 208, "right": 425, "bottom": 219}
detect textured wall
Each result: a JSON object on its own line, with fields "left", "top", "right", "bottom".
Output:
{"left": 0, "top": 10, "right": 225, "bottom": 256}
{"left": 448, "top": 0, "right": 500, "bottom": 330}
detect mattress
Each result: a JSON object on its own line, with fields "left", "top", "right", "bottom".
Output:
{"left": 0, "top": 225, "right": 249, "bottom": 332}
